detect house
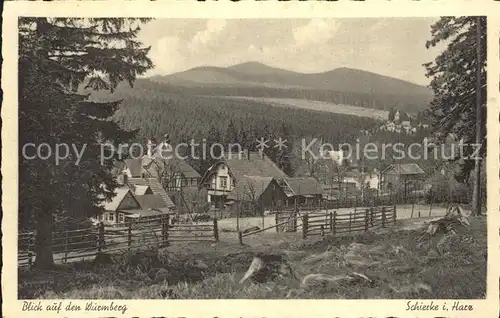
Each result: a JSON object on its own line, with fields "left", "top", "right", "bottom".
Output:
{"left": 401, "top": 121, "right": 412, "bottom": 134}
{"left": 200, "top": 150, "right": 288, "bottom": 205}
{"left": 394, "top": 110, "right": 400, "bottom": 123}
{"left": 401, "top": 120, "right": 411, "bottom": 129}
{"left": 120, "top": 137, "right": 201, "bottom": 191}
{"left": 227, "top": 176, "right": 286, "bottom": 214}
{"left": 114, "top": 138, "right": 202, "bottom": 211}
{"left": 363, "top": 168, "right": 380, "bottom": 190}
{"left": 98, "top": 187, "right": 173, "bottom": 225}
{"left": 381, "top": 163, "right": 426, "bottom": 196}
{"left": 278, "top": 177, "right": 324, "bottom": 207}
{"left": 386, "top": 122, "right": 396, "bottom": 132}
{"left": 123, "top": 156, "right": 201, "bottom": 191}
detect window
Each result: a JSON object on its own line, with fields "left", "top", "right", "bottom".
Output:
{"left": 220, "top": 176, "right": 228, "bottom": 188}
{"left": 181, "top": 178, "right": 187, "bottom": 187}
{"left": 119, "top": 213, "right": 124, "bottom": 223}
{"left": 108, "top": 213, "right": 114, "bottom": 221}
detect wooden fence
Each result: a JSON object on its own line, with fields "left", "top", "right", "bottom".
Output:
{"left": 237, "top": 206, "right": 397, "bottom": 245}
{"left": 18, "top": 216, "right": 219, "bottom": 268}
{"left": 303, "top": 206, "right": 397, "bottom": 238}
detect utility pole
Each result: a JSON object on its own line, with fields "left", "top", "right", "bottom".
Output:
{"left": 472, "top": 16, "right": 483, "bottom": 216}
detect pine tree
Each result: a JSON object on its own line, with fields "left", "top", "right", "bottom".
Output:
{"left": 275, "top": 123, "right": 294, "bottom": 176}
{"left": 206, "top": 125, "right": 223, "bottom": 164}
{"left": 424, "top": 17, "right": 486, "bottom": 214}
{"left": 19, "top": 18, "right": 153, "bottom": 268}
{"left": 225, "top": 119, "right": 239, "bottom": 150}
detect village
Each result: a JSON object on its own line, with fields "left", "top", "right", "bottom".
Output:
{"left": 96, "top": 133, "right": 435, "bottom": 229}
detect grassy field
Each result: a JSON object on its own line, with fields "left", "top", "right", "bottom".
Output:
{"left": 216, "top": 96, "right": 389, "bottom": 120}
{"left": 18, "top": 215, "right": 486, "bottom": 299}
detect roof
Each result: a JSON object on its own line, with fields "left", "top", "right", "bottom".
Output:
{"left": 135, "top": 194, "right": 169, "bottom": 210}
{"left": 280, "top": 177, "right": 323, "bottom": 196}
{"left": 127, "top": 177, "right": 175, "bottom": 208}
{"left": 216, "top": 151, "right": 287, "bottom": 182}
{"left": 124, "top": 158, "right": 143, "bottom": 177}
{"left": 132, "top": 185, "right": 152, "bottom": 196}
{"left": 382, "top": 163, "right": 425, "bottom": 175}
{"left": 99, "top": 187, "right": 140, "bottom": 211}
{"left": 227, "top": 176, "right": 276, "bottom": 201}
{"left": 142, "top": 157, "right": 200, "bottom": 179}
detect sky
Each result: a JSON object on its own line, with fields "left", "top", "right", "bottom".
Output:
{"left": 138, "top": 18, "right": 445, "bottom": 86}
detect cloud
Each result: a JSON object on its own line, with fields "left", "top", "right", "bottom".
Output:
{"left": 149, "top": 35, "right": 183, "bottom": 74}
{"left": 292, "top": 19, "right": 341, "bottom": 47}
{"left": 188, "top": 19, "right": 227, "bottom": 51}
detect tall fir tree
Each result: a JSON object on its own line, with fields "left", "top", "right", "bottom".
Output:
{"left": 19, "top": 18, "right": 153, "bottom": 268}
{"left": 275, "top": 123, "right": 294, "bottom": 176}
{"left": 424, "top": 16, "right": 486, "bottom": 214}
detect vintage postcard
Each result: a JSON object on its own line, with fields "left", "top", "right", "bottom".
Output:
{"left": 2, "top": 1, "right": 499, "bottom": 317}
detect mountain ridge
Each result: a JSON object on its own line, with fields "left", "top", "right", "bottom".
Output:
{"left": 148, "top": 61, "right": 433, "bottom": 100}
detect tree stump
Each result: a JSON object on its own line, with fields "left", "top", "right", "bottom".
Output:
{"left": 239, "top": 252, "right": 295, "bottom": 284}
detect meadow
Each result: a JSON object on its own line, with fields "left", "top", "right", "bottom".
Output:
{"left": 215, "top": 96, "right": 390, "bottom": 120}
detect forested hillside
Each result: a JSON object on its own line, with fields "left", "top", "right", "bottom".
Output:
{"left": 113, "top": 93, "right": 378, "bottom": 147}
{"left": 150, "top": 62, "right": 433, "bottom": 113}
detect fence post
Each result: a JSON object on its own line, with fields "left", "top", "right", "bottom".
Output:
{"left": 238, "top": 231, "right": 243, "bottom": 245}
{"left": 275, "top": 211, "right": 279, "bottom": 233}
{"left": 28, "top": 232, "right": 34, "bottom": 270}
{"left": 411, "top": 201, "right": 415, "bottom": 218}
{"left": 333, "top": 211, "right": 337, "bottom": 235}
{"left": 127, "top": 222, "right": 132, "bottom": 251}
{"left": 63, "top": 230, "right": 69, "bottom": 264}
{"left": 161, "top": 216, "right": 165, "bottom": 246}
{"left": 320, "top": 225, "right": 324, "bottom": 236}
{"left": 302, "top": 214, "right": 308, "bottom": 239}
{"left": 96, "top": 222, "right": 105, "bottom": 253}
{"left": 348, "top": 212, "right": 352, "bottom": 233}
{"left": 429, "top": 193, "right": 433, "bottom": 217}
{"left": 213, "top": 218, "right": 219, "bottom": 242}
{"left": 364, "top": 209, "right": 369, "bottom": 232}
{"left": 393, "top": 206, "right": 397, "bottom": 225}
{"left": 294, "top": 206, "right": 299, "bottom": 232}
{"left": 163, "top": 215, "right": 170, "bottom": 246}
{"left": 370, "top": 208, "right": 374, "bottom": 226}
{"left": 382, "top": 209, "right": 386, "bottom": 228}
{"left": 329, "top": 212, "right": 333, "bottom": 232}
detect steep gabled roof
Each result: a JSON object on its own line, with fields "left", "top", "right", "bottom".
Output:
{"left": 142, "top": 157, "right": 201, "bottom": 179}
{"left": 135, "top": 194, "right": 169, "bottom": 210}
{"left": 99, "top": 187, "right": 140, "bottom": 211}
{"left": 127, "top": 177, "right": 175, "bottom": 208}
{"left": 131, "top": 185, "right": 153, "bottom": 196}
{"left": 124, "top": 158, "right": 143, "bottom": 177}
{"left": 280, "top": 177, "right": 323, "bottom": 196}
{"left": 227, "top": 176, "right": 275, "bottom": 201}
{"left": 382, "top": 163, "right": 425, "bottom": 175}
{"left": 227, "top": 151, "right": 287, "bottom": 180}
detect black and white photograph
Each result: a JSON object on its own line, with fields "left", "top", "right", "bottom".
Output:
{"left": 4, "top": 5, "right": 495, "bottom": 314}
